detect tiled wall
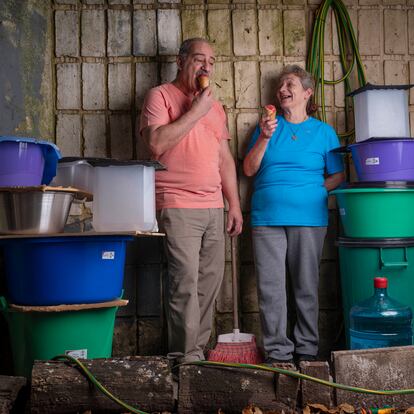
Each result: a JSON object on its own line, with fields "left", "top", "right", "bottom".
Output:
{"left": 53, "top": 0, "right": 414, "bottom": 357}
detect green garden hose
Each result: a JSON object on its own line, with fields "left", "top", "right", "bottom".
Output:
{"left": 53, "top": 354, "right": 148, "bottom": 414}
{"left": 194, "top": 360, "right": 414, "bottom": 396}
{"left": 53, "top": 355, "right": 414, "bottom": 414}
{"left": 306, "top": 0, "right": 367, "bottom": 141}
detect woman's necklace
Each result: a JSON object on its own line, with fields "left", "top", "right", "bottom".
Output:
{"left": 285, "top": 116, "right": 309, "bottom": 141}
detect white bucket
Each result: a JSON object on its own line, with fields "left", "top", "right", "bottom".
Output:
{"left": 92, "top": 164, "right": 156, "bottom": 232}
{"left": 350, "top": 84, "right": 412, "bottom": 143}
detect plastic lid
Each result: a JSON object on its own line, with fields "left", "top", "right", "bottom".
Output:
{"left": 347, "top": 83, "right": 414, "bottom": 97}
{"left": 345, "top": 181, "right": 414, "bottom": 189}
{"left": 350, "top": 138, "right": 414, "bottom": 147}
{"left": 58, "top": 159, "right": 91, "bottom": 167}
{"left": 363, "top": 137, "right": 413, "bottom": 142}
{"left": 59, "top": 156, "right": 166, "bottom": 170}
{"left": 336, "top": 237, "right": 414, "bottom": 247}
{"left": 374, "top": 277, "right": 387, "bottom": 288}
{"left": 334, "top": 138, "right": 414, "bottom": 153}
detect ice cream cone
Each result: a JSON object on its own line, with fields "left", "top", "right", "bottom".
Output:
{"left": 263, "top": 104, "right": 276, "bottom": 120}
{"left": 198, "top": 75, "right": 209, "bottom": 90}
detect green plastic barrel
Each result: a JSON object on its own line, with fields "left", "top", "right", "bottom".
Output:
{"left": 337, "top": 238, "right": 414, "bottom": 346}
{"left": 0, "top": 298, "right": 127, "bottom": 377}
{"left": 331, "top": 188, "right": 414, "bottom": 238}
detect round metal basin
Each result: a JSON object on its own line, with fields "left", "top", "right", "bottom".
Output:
{"left": 0, "top": 190, "right": 74, "bottom": 234}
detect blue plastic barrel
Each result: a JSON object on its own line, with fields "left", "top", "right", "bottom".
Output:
{"left": 0, "top": 235, "right": 133, "bottom": 305}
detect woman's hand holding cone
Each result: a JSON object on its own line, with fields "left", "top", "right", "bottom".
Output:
{"left": 260, "top": 105, "right": 277, "bottom": 139}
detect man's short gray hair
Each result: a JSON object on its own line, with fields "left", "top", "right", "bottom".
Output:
{"left": 178, "top": 38, "right": 210, "bottom": 60}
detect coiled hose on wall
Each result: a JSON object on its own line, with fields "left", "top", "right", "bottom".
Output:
{"left": 306, "top": 0, "right": 367, "bottom": 142}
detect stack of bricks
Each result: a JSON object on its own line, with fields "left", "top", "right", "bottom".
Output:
{"left": 53, "top": 0, "right": 414, "bottom": 357}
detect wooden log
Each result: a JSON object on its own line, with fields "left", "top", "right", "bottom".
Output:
{"left": 30, "top": 356, "right": 174, "bottom": 414}
{"left": 177, "top": 365, "right": 294, "bottom": 414}
{"left": 0, "top": 375, "right": 27, "bottom": 414}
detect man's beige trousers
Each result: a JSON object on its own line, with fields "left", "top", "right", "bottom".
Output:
{"left": 158, "top": 208, "right": 225, "bottom": 364}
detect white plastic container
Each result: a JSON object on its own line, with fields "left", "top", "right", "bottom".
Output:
{"left": 51, "top": 160, "right": 94, "bottom": 194}
{"left": 92, "top": 165, "right": 156, "bottom": 232}
{"left": 350, "top": 84, "right": 412, "bottom": 142}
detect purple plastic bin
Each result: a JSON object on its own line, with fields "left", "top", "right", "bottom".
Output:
{"left": 0, "top": 141, "right": 45, "bottom": 186}
{"left": 349, "top": 138, "right": 414, "bottom": 182}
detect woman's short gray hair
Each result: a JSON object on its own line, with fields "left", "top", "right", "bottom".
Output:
{"left": 276, "top": 65, "right": 318, "bottom": 114}
{"left": 277, "top": 65, "right": 315, "bottom": 91}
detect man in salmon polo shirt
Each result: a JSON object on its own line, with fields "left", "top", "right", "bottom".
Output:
{"left": 140, "top": 38, "right": 243, "bottom": 366}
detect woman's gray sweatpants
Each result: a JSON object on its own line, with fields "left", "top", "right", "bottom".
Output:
{"left": 252, "top": 226, "right": 327, "bottom": 360}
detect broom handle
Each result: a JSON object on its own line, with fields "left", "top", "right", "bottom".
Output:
{"left": 231, "top": 236, "right": 239, "bottom": 331}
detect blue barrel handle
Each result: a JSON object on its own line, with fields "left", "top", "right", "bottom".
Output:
{"left": 379, "top": 247, "right": 409, "bottom": 269}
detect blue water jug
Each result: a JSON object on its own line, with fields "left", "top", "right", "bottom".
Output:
{"left": 350, "top": 277, "right": 413, "bottom": 350}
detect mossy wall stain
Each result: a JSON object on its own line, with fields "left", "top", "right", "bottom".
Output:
{"left": 182, "top": 10, "right": 205, "bottom": 40}
{"left": 285, "top": 27, "right": 305, "bottom": 56}
{"left": 0, "top": 0, "right": 53, "bottom": 140}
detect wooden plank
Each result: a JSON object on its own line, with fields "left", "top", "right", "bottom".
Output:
{"left": 10, "top": 299, "right": 128, "bottom": 313}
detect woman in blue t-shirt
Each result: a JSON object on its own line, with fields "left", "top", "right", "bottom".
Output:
{"left": 243, "top": 65, "right": 345, "bottom": 365}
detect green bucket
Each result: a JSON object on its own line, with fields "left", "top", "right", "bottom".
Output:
{"left": 331, "top": 187, "right": 414, "bottom": 238}
{"left": 0, "top": 297, "right": 128, "bottom": 377}
{"left": 337, "top": 237, "right": 414, "bottom": 346}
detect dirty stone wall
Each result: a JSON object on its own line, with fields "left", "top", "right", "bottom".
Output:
{"left": 0, "top": 1, "right": 54, "bottom": 139}
{"left": 1, "top": 0, "right": 414, "bottom": 370}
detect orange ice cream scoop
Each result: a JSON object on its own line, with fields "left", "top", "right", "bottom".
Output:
{"left": 198, "top": 75, "right": 210, "bottom": 90}
{"left": 263, "top": 104, "right": 277, "bottom": 120}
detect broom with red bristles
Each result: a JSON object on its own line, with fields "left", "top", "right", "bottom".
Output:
{"left": 208, "top": 236, "right": 263, "bottom": 364}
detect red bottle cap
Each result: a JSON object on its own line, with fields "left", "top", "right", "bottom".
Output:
{"left": 374, "top": 277, "right": 388, "bottom": 288}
